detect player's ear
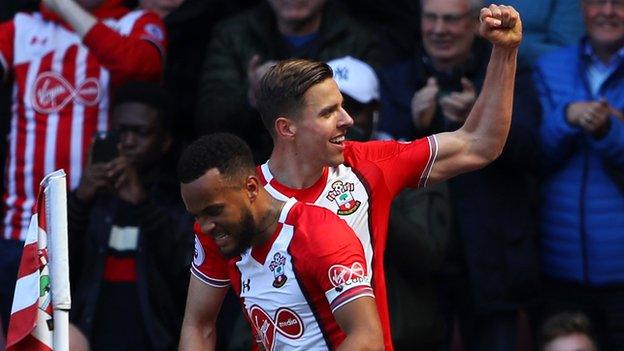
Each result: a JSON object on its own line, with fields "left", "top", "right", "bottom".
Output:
{"left": 245, "top": 175, "right": 260, "bottom": 201}
{"left": 275, "top": 117, "right": 296, "bottom": 139}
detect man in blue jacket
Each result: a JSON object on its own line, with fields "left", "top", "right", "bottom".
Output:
{"left": 533, "top": 1, "right": 624, "bottom": 349}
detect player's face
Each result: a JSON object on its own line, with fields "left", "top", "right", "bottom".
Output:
{"left": 544, "top": 333, "right": 596, "bottom": 351}
{"left": 292, "top": 78, "right": 354, "bottom": 168}
{"left": 583, "top": 0, "right": 624, "bottom": 54}
{"left": 421, "top": 0, "right": 478, "bottom": 69}
{"left": 113, "top": 102, "right": 170, "bottom": 172}
{"left": 267, "top": 0, "right": 327, "bottom": 24}
{"left": 181, "top": 169, "right": 258, "bottom": 258}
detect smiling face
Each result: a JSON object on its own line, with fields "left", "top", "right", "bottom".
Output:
{"left": 289, "top": 78, "right": 354, "bottom": 168}
{"left": 421, "top": 0, "right": 478, "bottom": 70}
{"left": 181, "top": 168, "right": 259, "bottom": 258}
{"left": 583, "top": 0, "right": 624, "bottom": 57}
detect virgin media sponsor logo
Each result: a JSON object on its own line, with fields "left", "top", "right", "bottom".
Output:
{"left": 249, "top": 305, "right": 304, "bottom": 351}
{"left": 31, "top": 72, "right": 102, "bottom": 113}
{"left": 328, "top": 262, "right": 367, "bottom": 292}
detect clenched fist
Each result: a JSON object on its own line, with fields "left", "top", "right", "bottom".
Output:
{"left": 478, "top": 4, "right": 522, "bottom": 49}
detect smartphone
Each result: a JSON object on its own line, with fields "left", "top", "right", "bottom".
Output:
{"left": 91, "top": 131, "right": 119, "bottom": 164}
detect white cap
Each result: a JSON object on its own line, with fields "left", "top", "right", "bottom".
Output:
{"left": 327, "top": 56, "right": 379, "bottom": 104}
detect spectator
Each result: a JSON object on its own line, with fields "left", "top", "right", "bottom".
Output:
{"left": 138, "top": 0, "right": 260, "bottom": 145}
{"left": 533, "top": 0, "right": 624, "bottom": 349}
{"left": 195, "top": 0, "right": 383, "bottom": 162}
{"left": 539, "top": 312, "right": 598, "bottom": 351}
{"left": 378, "top": 0, "right": 541, "bottom": 350}
{"left": 0, "top": 0, "right": 166, "bottom": 333}
{"left": 68, "top": 82, "right": 192, "bottom": 351}
{"left": 499, "top": 0, "right": 584, "bottom": 68}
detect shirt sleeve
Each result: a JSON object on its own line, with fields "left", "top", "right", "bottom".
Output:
{"left": 191, "top": 221, "right": 230, "bottom": 288}
{"left": 305, "top": 211, "right": 374, "bottom": 313}
{"left": 345, "top": 137, "right": 436, "bottom": 196}
{"left": 82, "top": 11, "right": 166, "bottom": 85}
{"left": 0, "top": 20, "right": 15, "bottom": 75}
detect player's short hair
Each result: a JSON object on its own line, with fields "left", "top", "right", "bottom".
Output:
{"left": 538, "top": 312, "right": 597, "bottom": 351}
{"left": 177, "top": 133, "right": 255, "bottom": 184}
{"left": 256, "top": 59, "right": 333, "bottom": 137}
{"left": 112, "top": 81, "right": 172, "bottom": 130}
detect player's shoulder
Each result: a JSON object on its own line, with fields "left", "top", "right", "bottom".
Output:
{"left": 288, "top": 202, "right": 357, "bottom": 248}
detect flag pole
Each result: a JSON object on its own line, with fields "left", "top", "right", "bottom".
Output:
{"left": 42, "top": 170, "right": 71, "bottom": 351}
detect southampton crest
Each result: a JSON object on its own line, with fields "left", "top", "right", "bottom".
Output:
{"left": 325, "top": 181, "right": 361, "bottom": 215}
{"left": 269, "top": 252, "right": 288, "bottom": 288}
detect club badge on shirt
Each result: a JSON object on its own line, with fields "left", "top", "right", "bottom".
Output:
{"left": 325, "top": 180, "right": 361, "bottom": 215}
{"left": 269, "top": 252, "right": 288, "bottom": 288}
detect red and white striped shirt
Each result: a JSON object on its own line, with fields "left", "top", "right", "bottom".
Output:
{"left": 0, "top": 1, "right": 165, "bottom": 240}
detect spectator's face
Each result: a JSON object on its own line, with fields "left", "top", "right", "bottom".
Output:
{"left": 290, "top": 78, "right": 354, "bottom": 167}
{"left": 421, "top": 0, "right": 478, "bottom": 70}
{"left": 268, "top": 0, "right": 327, "bottom": 24}
{"left": 181, "top": 169, "right": 258, "bottom": 258}
{"left": 544, "top": 333, "right": 596, "bottom": 351}
{"left": 112, "top": 102, "right": 170, "bottom": 172}
{"left": 139, "top": 0, "right": 183, "bottom": 18}
{"left": 583, "top": 0, "right": 624, "bottom": 53}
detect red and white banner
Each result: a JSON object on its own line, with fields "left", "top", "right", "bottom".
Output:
{"left": 6, "top": 170, "right": 70, "bottom": 351}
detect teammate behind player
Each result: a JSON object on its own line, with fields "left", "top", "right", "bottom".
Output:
{"left": 178, "top": 133, "right": 384, "bottom": 351}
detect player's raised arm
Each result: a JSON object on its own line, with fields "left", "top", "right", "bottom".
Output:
{"left": 428, "top": 4, "right": 522, "bottom": 184}
{"left": 178, "top": 276, "right": 228, "bottom": 351}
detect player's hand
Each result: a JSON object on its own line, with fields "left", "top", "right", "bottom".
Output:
{"left": 411, "top": 77, "right": 439, "bottom": 129}
{"left": 439, "top": 78, "right": 476, "bottom": 123}
{"left": 247, "top": 55, "right": 277, "bottom": 108}
{"left": 478, "top": 4, "right": 522, "bottom": 49}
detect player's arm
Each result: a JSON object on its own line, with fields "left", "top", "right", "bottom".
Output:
{"left": 428, "top": 5, "right": 522, "bottom": 184}
{"left": 178, "top": 275, "right": 228, "bottom": 351}
{"left": 334, "top": 296, "right": 384, "bottom": 351}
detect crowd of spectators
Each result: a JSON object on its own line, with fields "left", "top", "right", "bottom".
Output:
{"left": 0, "top": 0, "right": 622, "bottom": 350}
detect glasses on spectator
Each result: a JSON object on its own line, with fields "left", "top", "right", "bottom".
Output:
{"left": 422, "top": 11, "right": 473, "bottom": 26}
{"left": 584, "top": 0, "right": 624, "bottom": 9}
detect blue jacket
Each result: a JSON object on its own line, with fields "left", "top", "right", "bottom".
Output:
{"left": 534, "top": 41, "right": 624, "bottom": 285}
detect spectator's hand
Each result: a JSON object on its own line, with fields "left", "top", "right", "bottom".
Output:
{"left": 411, "top": 77, "right": 439, "bottom": 129}
{"left": 247, "top": 55, "right": 277, "bottom": 108}
{"left": 108, "top": 157, "right": 147, "bottom": 205}
{"left": 479, "top": 4, "right": 522, "bottom": 49}
{"left": 568, "top": 98, "right": 613, "bottom": 139}
{"left": 439, "top": 78, "right": 476, "bottom": 124}
{"left": 75, "top": 162, "right": 112, "bottom": 204}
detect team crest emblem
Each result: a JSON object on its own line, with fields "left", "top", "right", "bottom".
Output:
{"left": 269, "top": 253, "right": 288, "bottom": 288}
{"left": 325, "top": 181, "right": 361, "bottom": 215}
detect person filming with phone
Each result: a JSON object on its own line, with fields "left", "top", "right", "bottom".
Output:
{"left": 376, "top": 1, "right": 541, "bottom": 350}
{"left": 68, "top": 82, "right": 193, "bottom": 351}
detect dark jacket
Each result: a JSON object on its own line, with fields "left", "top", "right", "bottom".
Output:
{"left": 534, "top": 39, "right": 624, "bottom": 285}
{"left": 378, "top": 40, "right": 541, "bottom": 312}
{"left": 196, "top": 1, "right": 382, "bottom": 162}
{"left": 68, "top": 175, "right": 194, "bottom": 350}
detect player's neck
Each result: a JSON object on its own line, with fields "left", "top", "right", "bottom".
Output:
{"left": 253, "top": 196, "right": 285, "bottom": 247}
{"left": 267, "top": 149, "right": 324, "bottom": 189}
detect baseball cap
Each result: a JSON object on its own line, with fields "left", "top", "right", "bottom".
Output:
{"left": 327, "top": 56, "right": 379, "bottom": 104}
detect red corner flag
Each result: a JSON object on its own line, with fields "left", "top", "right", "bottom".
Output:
{"left": 6, "top": 170, "right": 70, "bottom": 351}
